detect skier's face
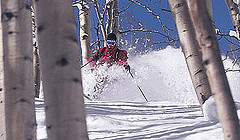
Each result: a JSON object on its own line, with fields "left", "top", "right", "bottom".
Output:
{"left": 107, "top": 40, "right": 116, "bottom": 50}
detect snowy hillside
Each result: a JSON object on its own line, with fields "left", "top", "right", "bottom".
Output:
{"left": 36, "top": 47, "right": 240, "bottom": 140}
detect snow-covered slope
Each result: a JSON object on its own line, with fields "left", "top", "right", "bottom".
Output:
{"left": 86, "top": 101, "right": 223, "bottom": 140}
{"left": 36, "top": 47, "right": 240, "bottom": 140}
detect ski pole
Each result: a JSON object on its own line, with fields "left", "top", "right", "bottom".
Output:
{"left": 81, "top": 59, "right": 93, "bottom": 69}
{"left": 81, "top": 54, "right": 106, "bottom": 69}
{"left": 104, "top": 54, "right": 149, "bottom": 102}
{"left": 128, "top": 70, "right": 149, "bottom": 102}
{"left": 83, "top": 93, "right": 92, "bottom": 101}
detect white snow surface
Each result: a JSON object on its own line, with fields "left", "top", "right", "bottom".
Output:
{"left": 36, "top": 46, "right": 240, "bottom": 140}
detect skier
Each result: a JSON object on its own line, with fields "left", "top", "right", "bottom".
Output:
{"left": 88, "top": 33, "right": 130, "bottom": 71}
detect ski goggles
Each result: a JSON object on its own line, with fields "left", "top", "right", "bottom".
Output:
{"left": 107, "top": 40, "right": 116, "bottom": 45}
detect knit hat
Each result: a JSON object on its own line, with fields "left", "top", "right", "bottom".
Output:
{"left": 106, "top": 33, "right": 117, "bottom": 41}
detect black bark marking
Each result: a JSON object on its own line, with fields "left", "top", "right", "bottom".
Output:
{"left": 82, "top": 34, "right": 89, "bottom": 40}
{"left": 203, "top": 59, "right": 209, "bottom": 66}
{"left": 0, "top": 88, "right": 2, "bottom": 91}
{"left": 196, "top": 83, "right": 202, "bottom": 88}
{"left": 183, "top": 29, "right": 188, "bottom": 32}
{"left": 186, "top": 54, "right": 194, "bottom": 59}
{"left": 205, "top": 36, "right": 213, "bottom": 48}
{"left": 35, "top": 0, "right": 39, "bottom": 2}
{"left": 175, "top": 3, "right": 184, "bottom": 9}
{"left": 37, "top": 25, "right": 45, "bottom": 33}
{"left": 23, "top": 55, "right": 32, "bottom": 61}
{"left": 8, "top": 31, "right": 19, "bottom": 34}
{"left": 195, "top": 69, "right": 203, "bottom": 75}
{"left": 32, "top": 122, "right": 38, "bottom": 127}
{"left": 19, "top": 98, "right": 26, "bottom": 103}
{"left": 56, "top": 57, "right": 69, "bottom": 67}
{"left": 0, "top": 101, "right": 3, "bottom": 103}
{"left": 72, "top": 78, "right": 80, "bottom": 83}
{"left": 2, "top": 12, "right": 15, "bottom": 22}
{"left": 64, "top": 35, "right": 78, "bottom": 43}
{"left": 45, "top": 106, "right": 48, "bottom": 110}
{"left": 25, "top": 4, "right": 31, "bottom": 10}
{"left": 12, "top": 87, "right": 17, "bottom": 90}
{"left": 75, "top": 117, "right": 81, "bottom": 122}
{"left": 47, "top": 125, "right": 52, "bottom": 130}
{"left": 206, "top": 35, "right": 212, "bottom": 40}
{"left": 200, "top": 93, "right": 207, "bottom": 104}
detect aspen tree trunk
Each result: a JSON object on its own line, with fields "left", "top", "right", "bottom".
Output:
{"left": 92, "top": 0, "right": 107, "bottom": 40}
{"left": 188, "top": 1, "right": 240, "bottom": 139}
{"left": 238, "top": 0, "right": 240, "bottom": 12}
{"left": 1, "top": 0, "right": 36, "bottom": 140}
{"left": 168, "top": 0, "right": 211, "bottom": 106}
{"left": 0, "top": 3, "right": 6, "bottom": 139}
{"left": 106, "top": 0, "right": 113, "bottom": 35}
{"left": 106, "top": 0, "right": 119, "bottom": 35}
{"left": 33, "top": 44, "right": 41, "bottom": 98}
{"left": 225, "top": 0, "right": 240, "bottom": 38}
{"left": 112, "top": 0, "right": 119, "bottom": 35}
{"left": 79, "top": 0, "right": 91, "bottom": 65}
{"left": 31, "top": 6, "right": 41, "bottom": 98}
{"left": 33, "top": 1, "right": 89, "bottom": 139}
{"left": 73, "top": 1, "right": 91, "bottom": 65}
{"left": 205, "top": 0, "right": 213, "bottom": 21}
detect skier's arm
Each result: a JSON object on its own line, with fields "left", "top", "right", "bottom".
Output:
{"left": 88, "top": 50, "right": 101, "bottom": 67}
{"left": 118, "top": 50, "right": 128, "bottom": 66}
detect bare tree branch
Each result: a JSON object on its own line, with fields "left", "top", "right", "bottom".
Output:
{"left": 147, "top": 40, "right": 176, "bottom": 47}
{"left": 91, "top": 0, "right": 107, "bottom": 40}
{"left": 161, "top": 8, "right": 171, "bottom": 12}
{"left": 103, "top": 0, "right": 114, "bottom": 18}
{"left": 119, "top": 3, "right": 133, "bottom": 13}
{"left": 225, "top": 68, "right": 240, "bottom": 72}
{"left": 217, "top": 32, "right": 240, "bottom": 41}
{"left": 127, "top": 0, "right": 171, "bottom": 35}
{"left": 119, "top": 28, "right": 176, "bottom": 41}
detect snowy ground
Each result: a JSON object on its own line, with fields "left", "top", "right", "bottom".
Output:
{"left": 36, "top": 98, "right": 229, "bottom": 140}
{"left": 86, "top": 100, "right": 223, "bottom": 140}
{"left": 36, "top": 47, "right": 240, "bottom": 140}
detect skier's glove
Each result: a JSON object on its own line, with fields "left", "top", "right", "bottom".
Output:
{"left": 92, "top": 54, "right": 100, "bottom": 61}
{"left": 124, "top": 65, "right": 130, "bottom": 72}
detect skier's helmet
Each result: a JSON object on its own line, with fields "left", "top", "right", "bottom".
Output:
{"left": 106, "top": 33, "right": 117, "bottom": 49}
{"left": 107, "top": 33, "right": 117, "bottom": 41}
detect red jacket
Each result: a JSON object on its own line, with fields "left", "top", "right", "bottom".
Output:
{"left": 88, "top": 45, "right": 128, "bottom": 67}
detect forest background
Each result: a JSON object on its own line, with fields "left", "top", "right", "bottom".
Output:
{"left": 72, "top": 0, "right": 239, "bottom": 60}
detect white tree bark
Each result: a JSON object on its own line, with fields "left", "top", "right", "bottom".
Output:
{"left": 188, "top": 0, "right": 240, "bottom": 139}
{"left": 91, "top": 0, "right": 119, "bottom": 44}
{"left": 205, "top": 0, "right": 213, "bottom": 20}
{"left": 225, "top": 0, "right": 240, "bottom": 39}
{"left": 92, "top": 0, "right": 107, "bottom": 40}
{"left": 106, "top": 0, "right": 113, "bottom": 35}
{"left": 33, "top": 0, "right": 88, "bottom": 139}
{"left": 0, "top": 2, "right": 6, "bottom": 140}
{"left": 1, "top": 0, "right": 36, "bottom": 139}
{"left": 31, "top": 6, "right": 41, "bottom": 98}
{"left": 168, "top": 0, "right": 212, "bottom": 106}
{"left": 112, "top": 0, "right": 119, "bottom": 35}
{"left": 186, "top": 0, "right": 213, "bottom": 26}
{"left": 106, "top": 0, "right": 119, "bottom": 43}
{"left": 73, "top": 1, "right": 91, "bottom": 65}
